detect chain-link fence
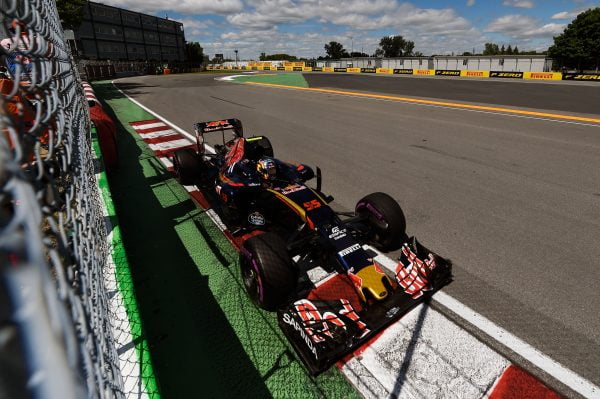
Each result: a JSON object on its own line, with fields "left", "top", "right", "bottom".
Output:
{"left": 0, "top": 0, "right": 130, "bottom": 397}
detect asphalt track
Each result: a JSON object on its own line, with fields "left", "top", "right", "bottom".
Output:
{"left": 114, "top": 73, "right": 600, "bottom": 392}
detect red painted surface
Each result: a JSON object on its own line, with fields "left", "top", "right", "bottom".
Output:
{"left": 488, "top": 365, "right": 563, "bottom": 399}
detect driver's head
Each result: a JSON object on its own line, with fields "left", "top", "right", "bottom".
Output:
{"left": 257, "top": 157, "right": 276, "bottom": 181}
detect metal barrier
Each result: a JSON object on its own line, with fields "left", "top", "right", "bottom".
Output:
{"left": 0, "top": 0, "right": 126, "bottom": 397}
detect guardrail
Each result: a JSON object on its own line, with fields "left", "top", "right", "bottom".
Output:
{"left": 206, "top": 65, "right": 600, "bottom": 82}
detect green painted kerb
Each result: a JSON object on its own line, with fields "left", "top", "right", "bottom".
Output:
{"left": 231, "top": 72, "right": 309, "bottom": 87}
{"left": 92, "top": 128, "right": 161, "bottom": 398}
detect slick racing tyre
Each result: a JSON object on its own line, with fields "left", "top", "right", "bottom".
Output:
{"left": 240, "top": 232, "right": 297, "bottom": 311}
{"left": 172, "top": 148, "right": 201, "bottom": 185}
{"left": 356, "top": 192, "right": 406, "bottom": 251}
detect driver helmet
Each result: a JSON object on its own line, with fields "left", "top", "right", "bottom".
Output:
{"left": 256, "top": 157, "right": 277, "bottom": 181}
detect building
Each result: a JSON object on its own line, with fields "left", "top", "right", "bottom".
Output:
{"left": 72, "top": 1, "right": 185, "bottom": 62}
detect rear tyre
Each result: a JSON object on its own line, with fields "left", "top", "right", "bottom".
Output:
{"left": 172, "top": 148, "right": 201, "bottom": 185}
{"left": 240, "top": 232, "right": 297, "bottom": 311}
{"left": 356, "top": 192, "right": 407, "bottom": 251}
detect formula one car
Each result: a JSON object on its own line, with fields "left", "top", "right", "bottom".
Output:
{"left": 172, "top": 118, "right": 452, "bottom": 374}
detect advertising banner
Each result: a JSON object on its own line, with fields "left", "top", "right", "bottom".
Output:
{"left": 312, "top": 67, "right": 323, "bottom": 72}
{"left": 334, "top": 68, "right": 347, "bottom": 72}
{"left": 302, "top": 67, "right": 313, "bottom": 72}
{"left": 285, "top": 66, "right": 294, "bottom": 71}
{"left": 293, "top": 66, "right": 303, "bottom": 71}
{"left": 347, "top": 67, "right": 361, "bottom": 73}
{"left": 524, "top": 72, "right": 562, "bottom": 80}
{"left": 460, "top": 70, "right": 489, "bottom": 78}
{"left": 277, "top": 66, "right": 285, "bottom": 71}
{"left": 361, "top": 68, "right": 377, "bottom": 73}
{"left": 393, "top": 69, "right": 413, "bottom": 74}
{"left": 414, "top": 69, "right": 434, "bottom": 75}
{"left": 562, "top": 73, "right": 600, "bottom": 81}
{"left": 376, "top": 68, "right": 393, "bottom": 74}
{"left": 435, "top": 70, "right": 461, "bottom": 76}
{"left": 322, "top": 67, "right": 334, "bottom": 72}
{"left": 489, "top": 71, "right": 523, "bottom": 79}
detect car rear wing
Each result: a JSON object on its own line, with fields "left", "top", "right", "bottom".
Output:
{"left": 193, "top": 118, "right": 243, "bottom": 153}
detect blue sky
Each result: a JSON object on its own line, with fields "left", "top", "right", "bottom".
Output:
{"left": 99, "top": 0, "right": 598, "bottom": 59}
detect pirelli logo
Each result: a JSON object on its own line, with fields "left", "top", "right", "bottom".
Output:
{"left": 563, "top": 73, "right": 600, "bottom": 81}
{"left": 530, "top": 73, "right": 553, "bottom": 79}
{"left": 490, "top": 71, "right": 523, "bottom": 79}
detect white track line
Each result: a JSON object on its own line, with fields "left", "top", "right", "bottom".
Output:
{"left": 111, "top": 78, "right": 600, "bottom": 398}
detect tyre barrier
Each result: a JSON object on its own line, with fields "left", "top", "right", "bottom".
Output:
{"left": 83, "top": 82, "right": 119, "bottom": 171}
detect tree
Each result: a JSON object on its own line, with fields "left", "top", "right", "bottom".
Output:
{"left": 500, "top": 44, "right": 505, "bottom": 54}
{"left": 413, "top": 51, "right": 424, "bottom": 57}
{"left": 377, "top": 35, "right": 415, "bottom": 57}
{"left": 56, "top": 0, "right": 86, "bottom": 29}
{"left": 483, "top": 43, "right": 500, "bottom": 55}
{"left": 350, "top": 51, "right": 369, "bottom": 57}
{"left": 506, "top": 45, "right": 513, "bottom": 55}
{"left": 513, "top": 46, "right": 519, "bottom": 54}
{"left": 185, "top": 42, "right": 204, "bottom": 65}
{"left": 324, "top": 41, "right": 349, "bottom": 59}
{"left": 548, "top": 8, "right": 600, "bottom": 70}
{"left": 260, "top": 53, "right": 298, "bottom": 61}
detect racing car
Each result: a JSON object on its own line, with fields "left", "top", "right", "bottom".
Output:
{"left": 172, "top": 118, "right": 452, "bottom": 374}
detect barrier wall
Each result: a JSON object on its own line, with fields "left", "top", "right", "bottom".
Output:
{"left": 205, "top": 65, "right": 600, "bottom": 82}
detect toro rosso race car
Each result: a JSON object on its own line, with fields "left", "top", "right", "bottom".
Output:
{"left": 172, "top": 118, "right": 452, "bottom": 375}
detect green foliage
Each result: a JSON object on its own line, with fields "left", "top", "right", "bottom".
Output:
{"left": 378, "top": 35, "right": 415, "bottom": 57}
{"left": 259, "top": 53, "right": 298, "bottom": 61}
{"left": 324, "top": 41, "right": 349, "bottom": 59}
{"left": 349, "top": 51, "right": 369, "bottom": 57}
{"left": 483, "top": 43, "right": 500, "bottom": 55}
{"left": 548, "top": 8, "right": 600, "bottom": 69}
{"left": 185, "top": 42, "right": 204, "bottom": 64}
{"left": 56, "top": 0, "right": 86, "bottom": 29}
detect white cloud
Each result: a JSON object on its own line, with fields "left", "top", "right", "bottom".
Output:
{"left": 485, "top": 15, "right": 564, "bottom": 39}
{"left": 551, "top": 8, "right": 589, "bottom": 20}
{"left": 502, "top": 0, "right": 535, "bottom": 9}
{"left": 98, "top": 0, "right": 244, "bottom": 15}
{"left": 467, "top": 0, "right": 476, "bottom": 6}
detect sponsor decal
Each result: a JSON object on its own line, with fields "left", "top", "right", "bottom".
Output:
{"left": 489, "top": 71, "right": 523, "bottom": 79}
{"left": 334, "top": 67, "right": 347, "bottom": 72}
{"left": 435, "top": 70, "right": 460, "bottom": 76}
{"left": 293, "top": 66, "right": 303, "bottom": 71}
{"left": 361, "top": 67, "right": 377, "bottom": 73}
{"left": 282, "top": 312, "right": 319, "bottom": 359}
{"left": 248, "top": 212, "right": 265, "bottom": 226}
{"left": 338, "top": 243, "right": 361, "bottom": 257}
{"left": 393, "top": 68, "right": 413, "bottom": 74}
{"left": 562, "top": 73, "right": 600, "bottom": 81}
{"left": 279, "top": 184, "right": 306, "bottom": 195}
{"left": 328, "top": 226, "right": 347, "bottom": 240}
{"left": 312, "top": 67, "right": 323, "bottom": 72}
{"left": 527, "top": 72, "right": 557, "bottom": 80}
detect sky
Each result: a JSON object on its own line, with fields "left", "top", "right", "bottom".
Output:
{"left": 96, "top": 0, "right": 598, "bottom": 59}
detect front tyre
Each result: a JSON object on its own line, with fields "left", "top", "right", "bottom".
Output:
{"left": 240, "top": 233, "right": 297, "bottom": 311}
{"left": 356, "top": 192, "right": 407, "bottom": 251}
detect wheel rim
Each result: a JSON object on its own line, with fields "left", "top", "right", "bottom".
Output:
{"left": 241, "top": 255, "right": 262, "bottom": 303}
